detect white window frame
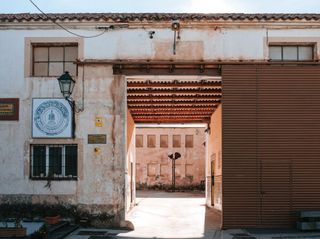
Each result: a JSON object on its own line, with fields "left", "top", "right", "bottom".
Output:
{"left": 269, "top": 44, "right": 314, "bottom": 61}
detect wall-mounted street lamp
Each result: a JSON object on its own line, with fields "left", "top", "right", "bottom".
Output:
{"left": 57, "top": 71, "right": 83, "bottom": 138}
{"left": 57, "top": 71, "right": 75, "bottom": 100}
{"left": 57, "top": 71, "right": 84, "bottom": 113}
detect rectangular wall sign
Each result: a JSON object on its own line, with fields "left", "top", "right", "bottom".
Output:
{"left": 0, "top": 98, "right": 19, "bottom": 120}
{"left": 88, "top": 134, "right": 107, "bottom": 144}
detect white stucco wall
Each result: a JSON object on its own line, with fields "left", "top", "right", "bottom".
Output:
{"left": 1, "top": 20, "right": 320, "bottom": 224}
{"left": 0, "top": 28, "right": 128, "bottom": 223}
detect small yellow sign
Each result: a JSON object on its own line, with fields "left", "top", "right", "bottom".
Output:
{"left": 95, "top": 116, "right": 103, "bottom": 127}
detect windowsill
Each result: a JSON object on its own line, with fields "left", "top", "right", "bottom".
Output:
{"left": 30, "top": 176, "right": 78, "bottom": 181}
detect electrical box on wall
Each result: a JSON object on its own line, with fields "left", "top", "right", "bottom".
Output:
{"left": 95, "top": 116, "right": 103, "bottom": 127}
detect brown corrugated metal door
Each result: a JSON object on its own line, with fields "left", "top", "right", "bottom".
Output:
{"left": 258, "top": 66, "right": 293, "bottom": 228}
{"left": 258, "top": 65, "right": 320, "bottom": 221}
{"left": 222, "top": 65, "right": 260, "bottom": 228}
{"left": 222, "top": 65, "right": 320, "bottom": 229}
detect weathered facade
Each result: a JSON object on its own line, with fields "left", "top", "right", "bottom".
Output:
{"left": 135, "top": 127, "right": 205, "bottom": 189}
{"left": 1, "top": 13, "right": 320, "bottom": 228}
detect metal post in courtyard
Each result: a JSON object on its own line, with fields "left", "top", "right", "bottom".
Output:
{"left": 168, "top": 152, "right": 181, "bottom": 192}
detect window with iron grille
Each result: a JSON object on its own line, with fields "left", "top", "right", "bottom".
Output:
{"left": 30, "top": 144, "right": 77, "bottom": 180}
{"left": 32, "top": 44, "right": 78, "bottom": 77}
{"left": 269, "top": 45, "right": 314, "bottom": 61}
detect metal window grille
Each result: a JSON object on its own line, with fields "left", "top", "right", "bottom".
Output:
{"left": 30, "top": 144, "right": 78, "bottom": 180}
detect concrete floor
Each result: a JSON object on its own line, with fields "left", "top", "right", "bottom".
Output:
{"left": 116, "top": 190, "right": 224, "bottom": 239}
{"left": 120, "top": 190, "right": 220, "bottom": 238}
{"left": 66, "top": 190, "right": 320, "bottom": 239}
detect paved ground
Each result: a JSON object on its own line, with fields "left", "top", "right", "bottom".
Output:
{"left": 119, "top": 190, "right": 221, "bottom": 238}
{"left": 66, "top": 190, "right": 320, "bottom": 239}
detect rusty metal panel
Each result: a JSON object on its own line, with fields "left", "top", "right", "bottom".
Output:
{"left": 222, "top": 65, "right": 320, "bottom": 229}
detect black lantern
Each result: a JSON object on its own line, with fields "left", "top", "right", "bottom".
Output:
{"left": 57, "top": 71, "right": 75, "bottom": 99}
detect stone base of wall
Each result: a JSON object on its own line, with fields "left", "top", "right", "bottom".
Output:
{"left": 0, "top": 195, "right": 124, "bottom": 228}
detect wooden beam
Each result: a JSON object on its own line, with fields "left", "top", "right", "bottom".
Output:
{"left": 113, "top": 63, "right": 221, "bottom": 76}
{"left": 127, "top": 88, "right": 222, "bottom": 94}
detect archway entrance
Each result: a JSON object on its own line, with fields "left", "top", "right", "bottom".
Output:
{"left": 119, "top": 61, "right": 223, "bottom": 234}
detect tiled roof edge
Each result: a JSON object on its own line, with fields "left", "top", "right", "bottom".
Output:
{"left": 1, "top": 13, "right": 320, "bottom": 22}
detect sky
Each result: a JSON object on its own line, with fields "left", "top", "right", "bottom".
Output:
{"left": 1, "top": 0, "right": 320, "bottom": 14}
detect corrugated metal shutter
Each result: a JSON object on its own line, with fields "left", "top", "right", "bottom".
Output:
{"left": 222, "top": 65, "right": 260, "bottom": 228}
{"left": 261, "top": 160, "right": 291, "bottom": 227}
{"left": 258, "top": 65, "right": 293, "bottom": 228}
{"left": 259, "top": 65, "right": 320, "bottom": 218}
{"left": 222, "top": 65, "right": 320, "bottom": 229}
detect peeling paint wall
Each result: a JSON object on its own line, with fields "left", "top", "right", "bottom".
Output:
{"left": 135, "top": 127, "right": 206, "bottom": 189}
{"left": 0, "top": 50, "right": 127, "bottom": 226}
{"left": 1, "top": 21, "right": 320, "bottom": 226}
{"left": 1, "top": 28, "right": 319, "bottom": 66}
{"left": 207, "top": 105, "right": 222, "bottom": 210}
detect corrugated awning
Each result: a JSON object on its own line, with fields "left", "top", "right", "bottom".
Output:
{"left": 127, "top": 76, "right": 222, "bottom": 123}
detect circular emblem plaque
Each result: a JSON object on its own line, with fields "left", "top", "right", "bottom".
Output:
{"left": 34, "top": 100, "right": 69, "bottom": 136}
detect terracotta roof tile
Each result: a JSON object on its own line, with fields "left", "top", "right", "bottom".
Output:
{"left": 1, "top": 13, "right": 320, "bottom": 23}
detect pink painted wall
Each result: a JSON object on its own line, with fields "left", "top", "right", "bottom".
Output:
{"left": 207, "top": 105, "right": 222, "bottom": 210}
{"left": 136, "top": 127, "right": 206, "bottom": 189}
{"left": 126, "top": 110, "right": 136, "bottom": 211}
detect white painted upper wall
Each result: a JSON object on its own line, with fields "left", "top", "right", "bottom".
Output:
{"left": 1, "top": 26, "right": 320, "bottom": 95}
{"left": 0, "top": 23, "right": 320, "bottom": 196}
